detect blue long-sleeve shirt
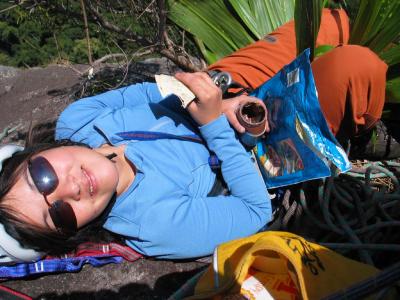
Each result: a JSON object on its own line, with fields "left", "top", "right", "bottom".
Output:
{"left": 56, "top": 82, "right": 271, "bottom": 259}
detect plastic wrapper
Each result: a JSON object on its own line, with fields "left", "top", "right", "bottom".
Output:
{"left": 251, "top": 49, "right": 351, "bottom": 188}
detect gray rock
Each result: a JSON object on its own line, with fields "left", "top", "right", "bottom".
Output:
{"left": 0, "top": 59, "right": 180, "bottom": 143}
{"left": 0, "top": 65, "right": 19, "bottom": 78}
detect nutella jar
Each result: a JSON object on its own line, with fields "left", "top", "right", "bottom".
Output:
{"left": 236, "top": 101, "right": 267, "bottom": 147}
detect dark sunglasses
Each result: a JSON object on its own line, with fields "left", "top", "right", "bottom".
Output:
{"left": 28, "top": 156, "right": 77, "bottom": 233}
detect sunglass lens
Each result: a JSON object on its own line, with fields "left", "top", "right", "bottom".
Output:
{"left": 49, "top": 200, "right": 78, "bottom": 233}
{"left": 29, "top": 156, "right": 59, "bottom": 195}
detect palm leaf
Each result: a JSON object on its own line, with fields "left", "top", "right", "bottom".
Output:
{"left": 167, "top": 0, "right": 296, "bottom": 64}
{"left": 349, "top": 0, "right": 386, "bottom": 45}
{"left": 363, "top": 1, "right": 399, "bottom": 45}
{"left": 167, "top": 0, "right": 253, "bottom": 63}
{"left": 380, "top": 44, "right": 400, "bottom": 66}
{"left": 349, "top": 0, "right": 400, "bottom": 54}
{"left": 386, "top": 77, "right": 400, "bottom": 104}
{"left": 315, "top": 44, "right": 334, "bottom": 58}
{"left": 194, "top": 37, "right": 218, "bottom": 64}
{"left": 228, "top": 0, "right": 294, "bottom": 39}
{"left": 294, "top": 0, "right": 323, "bottom": 60}
{"left": 367, "top": 16, "right": 400, "bottom": 54}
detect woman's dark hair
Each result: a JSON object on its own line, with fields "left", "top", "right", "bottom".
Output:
{"left": 0, "top": 122, "right": 123, "bottom": 256}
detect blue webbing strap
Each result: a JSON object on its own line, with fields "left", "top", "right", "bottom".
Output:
{"left": 0, "top": 256, "right": 123, "bottom": 279}
{"left": 116, "top": 131, "right": 221, "bottom": 170}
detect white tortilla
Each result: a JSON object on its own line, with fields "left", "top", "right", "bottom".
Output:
{"left": 155, "top": 74, "right": 195, "bottom": 108}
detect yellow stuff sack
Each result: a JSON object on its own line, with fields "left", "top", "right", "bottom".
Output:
{"left": 187, "top": 231, "right": 380, "bottom": 299}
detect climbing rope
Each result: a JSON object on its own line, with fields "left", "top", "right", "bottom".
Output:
{"left": 272, "top": 160, "right": 400, "bottom": 268}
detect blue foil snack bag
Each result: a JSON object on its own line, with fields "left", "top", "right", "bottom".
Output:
{"left": 250, "top": 49, "right": 351, "bottom": 188}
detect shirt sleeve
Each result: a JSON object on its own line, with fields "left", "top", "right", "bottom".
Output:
{"left": 131, "top": 115, "right": 272, "bottom": 259}
{"left": 55, "top": 83, "right": 164, "bottom": 141}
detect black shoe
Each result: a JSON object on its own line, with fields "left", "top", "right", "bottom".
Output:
{"left": 349, "top": 120, "right": 400, "bottom": 160}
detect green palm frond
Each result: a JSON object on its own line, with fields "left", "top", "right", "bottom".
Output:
{"left": 349, "top": 0, "right": 400, "bottom": 54}
{"left": 380, "top": 44, "right": 400, "bottom": 67}
{"left": 167, "top": 0, "right": 294, "bottom": 64}
{"left": 228, "top": 0, "right": 294, "bottom": 39}
{"left": 314, "top": 44, "right": 334, "bottom": 58}
{"left": 386, "top": 78, "right": 400, "bottom": 103}
{"left": 168, "top": 0, "right": 253, "bottom": 63}
{"left": 294, "top": 0, "right": 323, "bottom": 61}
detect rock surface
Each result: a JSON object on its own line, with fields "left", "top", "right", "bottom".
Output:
{"left": 0, "top": 58, "right": 181, "bottom": 142}
{"left": 4, "top": 259, "right": 205, "bottom": 299}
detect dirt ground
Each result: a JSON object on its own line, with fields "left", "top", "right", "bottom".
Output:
{"left": 0, "top": 62, "right": 206, "bottom": 299}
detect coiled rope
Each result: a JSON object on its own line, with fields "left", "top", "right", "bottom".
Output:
{"left": 271, "top": 160, "right": 400, "bottom": 268}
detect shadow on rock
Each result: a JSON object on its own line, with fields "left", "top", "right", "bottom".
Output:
{"left": 37, "top": 267, "right": 205, "bottom": 300}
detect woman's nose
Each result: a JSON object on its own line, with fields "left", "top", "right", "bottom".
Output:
{"left": 53, "top": 174, "right": 81, "bottom": 201}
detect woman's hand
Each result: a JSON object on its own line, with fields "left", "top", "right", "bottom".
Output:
{"left": 175, "top": 72, "right": 222, "bottom": 126}
{"left": 221, "top": 95, "right": 270, "bottom": 134}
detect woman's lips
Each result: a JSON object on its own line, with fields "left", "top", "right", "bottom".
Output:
{"left": 82, "top": 168, "right": 97, "bottom": 197}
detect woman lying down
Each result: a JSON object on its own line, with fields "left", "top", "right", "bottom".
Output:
{"left": 0, "top": 71, "right": 271, "bottom": 262}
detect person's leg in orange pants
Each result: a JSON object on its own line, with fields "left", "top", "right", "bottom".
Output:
{"left": 311, "top": 45, "right": 387, "bottom": 139}
{"left": 208, "top": 8, "right": 388, "bottom": 146}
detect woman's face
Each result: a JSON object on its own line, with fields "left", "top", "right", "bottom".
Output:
{"left": 4, "top": 146, "right": 119, "bottom": 231}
